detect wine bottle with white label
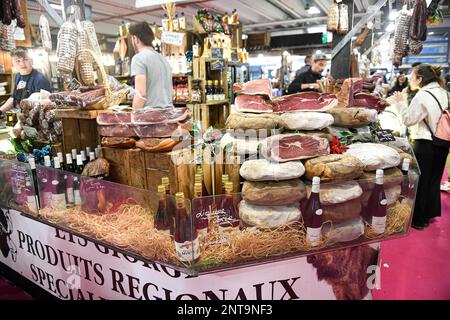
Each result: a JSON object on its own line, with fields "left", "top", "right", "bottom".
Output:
{"left": 71, "top": 149, "right": 78, "bottom": 163}
{"left": 57, "top": 152, "right": 65, "bottom": 171}
{"left": 367, "top": 169, "right": 387, "bottom": 235}
{"left": 174, "top": 192, "right": 200, "bottom": 262}
{"left": 73, "top": 176, "right": 82, "bottom": 206}
{"left": 80, "top": 151, "right": 88, "bottom": 167}
{"left": 42, "top": 156, "right": 53, "bottom": 208}
{"left": 52, "top": 158, "right": 67, "bottom": 209}
{"left": 75, "top": 155, "right": 84, "bottom": 175}
{"left": 304, "top": 176, "right": 323, "bottom": 247}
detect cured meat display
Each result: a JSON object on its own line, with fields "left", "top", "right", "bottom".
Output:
{"left": 131, "top": 107, "right": 190, "bottom": 125}
{"left": 262, "top": 134, "right": 330, "bottom": 162}
{"left": 323, "top": 199, "right": 362, "bottom": 224}
{"left": 234, "top": 95, "right": 273, "bottom": 113}
{"left": 336, "top": 78, "right": 364, "bottom": 108}
{"left": 272, "top": 93, "right": 338, "bottom": 113}
{"left": 240, "top": 159, "right": 305, "bottom": 182}
{"left": 242, "top": 180, "right": 306, "bottom": 206}
{"left": 238, "top": 200, "right": 301, "bottom": 228}
{"left": 393, "top": 9, "right": 412, "bottom": 67}
{"left": 135, "top": 123, "right": 185, "bottom": 138}
{"left": 344, "top": 143, "right": 401, "bottom": 171}
{"left": 233, "top": 79, "right": 272, "bottom": 98}
{"left": 97, "top": 112, "right": 131, "bottom": 125}
{"left": 220, "top": 133, "right": 260, "bottom": 155}
{"left": 353, "top": 93, "right": 388, "bottom": 112}
{"left": 1, "top": 0, "right": 26, "bottom": 28}
{"left": 101, "top": 137, "right": 136, "bottom": 149}
{"left": 226, "top": 113, "right": 283, "bottom": 132}
{"left": 304, "top": 154, "right": 364, "bottom": 182}
{"left": 281, "top": 112, "right": 334, "bottom": 131}
{"left": 135, "top": 138, "right": 181, "bottom": 153}
{"left": 328, "top": 108, "right": 378, "bottom": 127}
{"left": 98, "top": 125, "right": 138, "bottom": 138}
{"left": 306, "top": 181, "right": 363, "bottom": 206}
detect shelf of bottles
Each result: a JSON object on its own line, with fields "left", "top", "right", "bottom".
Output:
{"left": 2, "top": 152, "right": 419, "bottom": 276}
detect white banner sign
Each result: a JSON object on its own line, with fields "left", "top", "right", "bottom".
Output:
{"left": 161, "top": 31, "right": 185, "bottom": 46}
{"left": 0, "top": 208, "right": 378, "bottom": 300}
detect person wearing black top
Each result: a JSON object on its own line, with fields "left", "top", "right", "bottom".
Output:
{"left": 388, "top": 72, "right": 409, "bottom": 96}
{"left": 0, "top": 48, "right": 51, "bottom": 118}
{"left": 287, "top": 54, "right": 327, "bottom": 94}
{"left": 295, "top": 55, "right": 312, "bottom": 78}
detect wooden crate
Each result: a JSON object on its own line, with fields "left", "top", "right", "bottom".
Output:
{"left": 101, "top": 147, "right": 147, "bottom": 189}
{"left": 214, "top": 150, "right": 241, "bottom": 194}
{"left": 55, "top": 109, "right": 110, "bottom": 155}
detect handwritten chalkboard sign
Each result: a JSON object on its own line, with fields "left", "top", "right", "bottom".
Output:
{"left": 375, "top": 129, "right": 396, "bottom": 142}
{"left": 210, "top": 59, "right": 225, "bottom": 71}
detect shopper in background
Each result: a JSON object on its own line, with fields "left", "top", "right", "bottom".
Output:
{"left": 393, "top": 64, "right": 449, "bottom": 230}
{"left": 388, "top": 71, "right": 409, "bottom": 97}
{"left": 0, "top": 48, "right": 51, "bottom": 118}
{"left": 128, "top": 22, "right": 173, "bottom": 109}
{"left": 445, "top": 74, "right": 450, "bottom": 92}
{"left": 295, "top": 55, "right": 312, "bottom": 77}
{"left": 287, "top": 54, "right": 327, "bottom": 94}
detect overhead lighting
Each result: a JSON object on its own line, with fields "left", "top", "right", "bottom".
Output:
{"left": 377, "top": 32, "right": 383, "bottom": 35}
{"left": 428, "top": 32, "right": 434, "bottom": 35}
{"left": 386, "top": 23, "right": 396, "bottom": 32}
{"left": 316, "top": 50, "right": 322, "bottom": 55}
{"left": 257, "top": 53, "right": 264, "bottom": 59}
{"left": 307, "top": 6, "right": 320, "bottom": 15}
{"left": 135, "top": 0, "right": 187, "bottom": 8}
{"left": 283, "top": 51, "right": 290, "bottom": 57}
{"left": 389, "top": 9, "right": 398, "bottom": 21}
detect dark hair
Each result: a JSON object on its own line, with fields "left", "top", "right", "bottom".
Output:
{"left": 413, "top": 63, "right": 443, "bottom": 88}
{"left": 411, "top": 62, "right": 422, "bottom": 68}
{"left": 11, "top": 48, "right": 29, "bottom": 59}
{"left": 305, "top": 55, "right": 312, "bottom": 64}
{"left": 128, "top": 22, "right": 154, "bottom": 46}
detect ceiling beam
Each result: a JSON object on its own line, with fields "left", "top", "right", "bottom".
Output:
{"left": 312, "top": 0, "right": 329, "bottom": 15}
{"left": 266, "top": 0, "right": 303, "bottom": 19}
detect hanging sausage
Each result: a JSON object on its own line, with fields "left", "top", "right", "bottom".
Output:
{"left": 39, "top": 15, "right": 52, "bottom": 51}
{"left": 327, "top": 1, "right": 339, "bottom": 32}
{"left": 1, "top": 0, "right": 26, "bottom": 28}
{"left": 392, "top": 8, "right": 412, "bottom": 67}
{"left": 56, "top": 21, "right": 78, "bottom": 75}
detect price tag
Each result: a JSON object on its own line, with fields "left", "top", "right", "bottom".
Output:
{"left": 375, "top": 129, "right": 396, "bottom": 142}
{"left": 210, "top": 59, "right": 225, "bottom": 71}
{"left": 67, "top": 78, "right": 81, "bottom": 91}
{"left": 161, "top": 31, "right": 185, "bottom": 46}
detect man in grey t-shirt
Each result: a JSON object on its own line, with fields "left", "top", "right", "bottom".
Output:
{"left": 129, "top": 22, "right": 173, "bottom": 109}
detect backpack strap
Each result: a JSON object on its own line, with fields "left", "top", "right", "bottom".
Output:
{"left": 425, "top": 90, "right": 445, "bottom": 112}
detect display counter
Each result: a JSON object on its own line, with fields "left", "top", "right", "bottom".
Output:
{"left": 0, "top": 155, "right": 418, "bottom": 299}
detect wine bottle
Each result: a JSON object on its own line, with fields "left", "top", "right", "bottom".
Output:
{"left": 57, "top": 152, "right": 65, "bottom": 170}
{"left": 65, "top": 154, "right": 75, "bottom": 173}
{"left": 80, "top": 151, "right": 88, "bottom": 167}
{"left": 400, "top": 159, "right": 411, "bottom": 200}
{"left": 73, "top": 176, "right": 81, "bottom": 206}
{"left": 194, "top": 182, "right": 208, "bottom": 238}
{"left": 221, "top": 175, "right": 229, "bottom": 195}
{"left": 195, "top": 173, "right": 209, "bottom": 197}
{"left": 174, "top": 192, "right": 200, "bottom": 262}
{"left": 65, "top": 154, "right": 75, "bottom": 207}
{"left": 162, "top": 177, "right": 175, "bottom": 234}
{"left": 71, "top": 149, "right": 78, "bottom": 162}
{"left": 304, "top": 177, "right": 323, "bottom": 247}
{"left": 89, "top": 151, "right": 96, "bottom": 163}
{"left": 367, "top": 170, "right": 387, "bottom": 235}
{"left": 28, "top": 156, "right": 41, "bottom": 209}
{"left": 86, "top": 147, "right": 92, "bottom": 158}
{"left": 75, "top": 155, "right": 84, "bottom": 175}
{"left": 95, "top": 147, "right": 100, "bottom": 159}
{"left": 219, "top": 181, "right": 240, "bottom": 231}
{"left": 155, "top": 185, "right": 171, "bottom": 234}
{"left": 52, "top": 158, "right": 67, "bottom": 209}
{"left": 42, "top": 156, "right": 53, "bottom": 208}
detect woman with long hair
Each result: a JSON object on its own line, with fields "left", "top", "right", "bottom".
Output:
{"left": 393, "top": 64, "right": 449, "bottom": 230}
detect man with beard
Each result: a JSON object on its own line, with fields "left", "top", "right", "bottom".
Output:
{"left": 287, "top": 53, "right": 328, "bottom": 94}
{"left": 128, "top": 22, "right": 173, "bottom": 109}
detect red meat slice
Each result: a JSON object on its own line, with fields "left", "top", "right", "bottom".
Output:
{"left": 353, "top": 93, "right": 388, "bottom": 112}
{"left": 263, "top": 134, "right": 330, "bottom": 162}
{"left": 235, "top": 95, "right": 273, "bottom": 113}
{"left": 233, "top": 79, "right": 272, "bottom": 98}
{"left": 97, "top": 112, "right": 131, "bottom": 125}
{"left": 272, "top": 92, "right": 338, "bottom": 112}
{"left": 131, "top": 107, "right": 190, "bottom": 125}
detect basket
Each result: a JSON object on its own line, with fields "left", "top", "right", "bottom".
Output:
{"left": 75, "top": 49, "right": 129, "bottom": 110}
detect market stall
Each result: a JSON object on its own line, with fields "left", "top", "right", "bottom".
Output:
{"left": 4, "top": 0, "right": 447, "bottom": 301}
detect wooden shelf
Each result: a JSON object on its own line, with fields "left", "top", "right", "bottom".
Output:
{"left": 172, "top": 74, "right": 190, "bottom": 78}
{"left": 55, "top": 109, "right": 111, "bottom": 120}
{"left": 206, "top": 100, "right": 229, "bottom": 106}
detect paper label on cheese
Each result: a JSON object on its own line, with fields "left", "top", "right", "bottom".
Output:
{"left": 176, "top": 238, "right": 200, "bottom": 262}
{"left": 307, "top": 227, "right": 322, "bottom": 247}
{"left": 380, "top": 199, "right": 387, "bottom": 206}
{"left": 372, "top": 216, "right": 387, "bottom": 234}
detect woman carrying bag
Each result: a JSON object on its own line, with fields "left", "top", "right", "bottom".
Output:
{"left": 393, "top": 64, "right": 449, "bottom": 230}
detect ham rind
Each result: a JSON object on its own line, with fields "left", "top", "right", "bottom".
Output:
{"left": 262, "top": 134, "right": 330, "bottom": 162}
{"left": 97, "top": 112, "right": 131, "bottom": 125}
{"left": 233, "top": 79, "right": 272, "bottom": 98}
{"left": 131, "top": 107, "right": 190, "bottom": 125}
{"left": 272, "top": 92, "right": 338, "bottom": 112}
{"left": 134, "top": 123, "right": 182, "bottom": 138}
{"left": 235, "top": 95, "right": 273, "bottom": 113}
